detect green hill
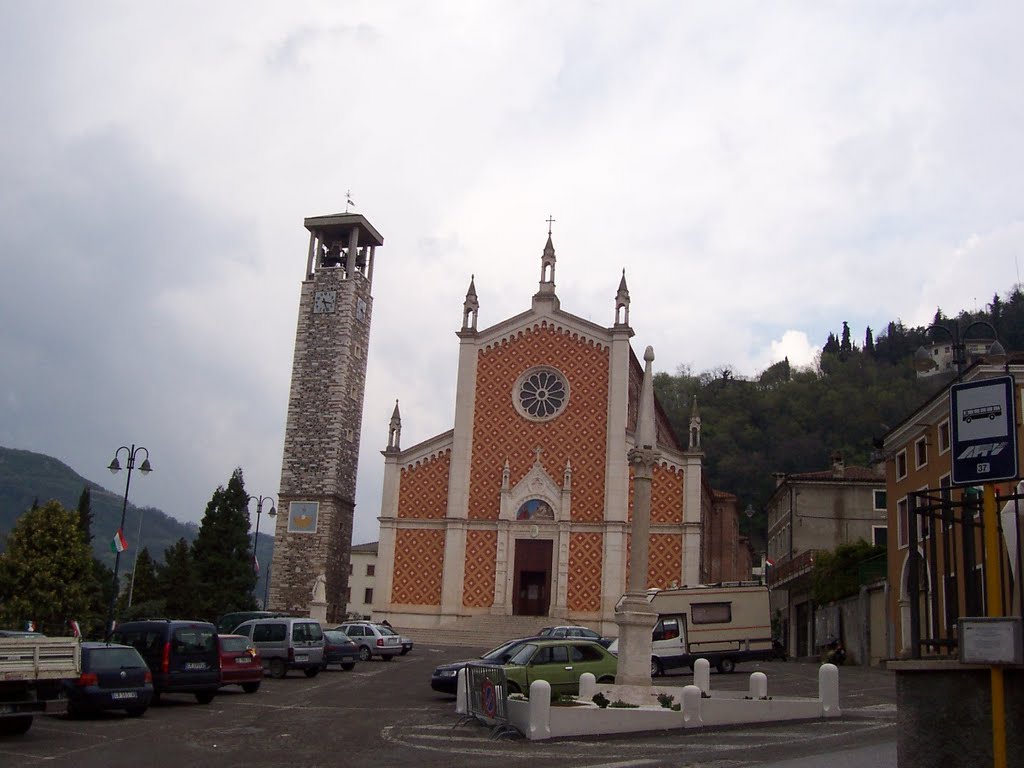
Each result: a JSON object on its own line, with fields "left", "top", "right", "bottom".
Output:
{"left": 0, "top": 446, "right": 274, "bottom": 601}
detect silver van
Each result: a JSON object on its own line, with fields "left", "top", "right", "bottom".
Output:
{"left": 233, "top": 618, "right": 324, "bottom": 679}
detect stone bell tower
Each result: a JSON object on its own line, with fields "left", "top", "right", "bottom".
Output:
{"left": 269, "top": 212, "right": 383, "bottom": 623}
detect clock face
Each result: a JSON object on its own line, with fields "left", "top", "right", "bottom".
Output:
{"left": 313, "top": 290, "right": 337, "bottom": 314}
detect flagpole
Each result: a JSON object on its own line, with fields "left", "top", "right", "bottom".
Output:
{"left": 104, "top": 445, "right": 152, "bottom": 635}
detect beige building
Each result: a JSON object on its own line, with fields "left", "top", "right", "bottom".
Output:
{"left": 766, "top": 452, "right": 887, "bottom": 658}
{"left": 346, "top": 542, "right": 379, "bottom": 620}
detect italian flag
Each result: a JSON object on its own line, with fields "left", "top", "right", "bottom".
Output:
{"left": 111, "top": 528, "right": 128, "bottom": 554}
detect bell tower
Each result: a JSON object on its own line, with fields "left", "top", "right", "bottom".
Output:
{"left": 269, "top": 212, "right": 383, "bottom": 623}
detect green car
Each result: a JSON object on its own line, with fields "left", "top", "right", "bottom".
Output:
{"left": 497, "top": 638, "right": 617, "bottom": 695}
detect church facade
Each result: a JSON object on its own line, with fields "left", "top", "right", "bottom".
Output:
{"left": 374, "top": 234, "right": 722, "bottom": 630}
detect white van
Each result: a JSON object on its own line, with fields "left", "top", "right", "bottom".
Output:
{"left": 233, "top": 617, "right": 325, "bottom": 679}
{"left": 610, "top": 582, "right": 774, "bottom": 675}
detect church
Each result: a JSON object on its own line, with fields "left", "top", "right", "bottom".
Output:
{"left": 373, "top": 231, "right": 736, "bottom": 630}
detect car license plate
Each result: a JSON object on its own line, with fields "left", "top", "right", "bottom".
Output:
{"left": 295, "top": 655, "right": 308, "bottom": 662}
{"left": 235, "top": 656, "right": 251, "bottom": 664}
{"left": 111, "top": 692, "right": 137, "bottom": 700}
{"left": 343, "top": 656, "right": 355, "bottom": 663}
{"left": 185, "top": 662, "right": 207, "bottom": 670}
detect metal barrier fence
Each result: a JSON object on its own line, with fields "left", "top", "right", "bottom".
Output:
{"left": 464, "top": 663, "right": 511, "bottom": 728}
{"left": 907, "top": 485, "right": 1023, "bottom": 658}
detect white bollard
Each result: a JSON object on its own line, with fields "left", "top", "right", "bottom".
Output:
{"left": 819, "top": 663, "right": 841, "bottom": 716}
{"left": 528, "top": 679, "right": 552, "bottom": 740}
{"left": 749, "top": 671, "right": 768, "bottom": 700}
{"left": 578, "top": 672, "right": 597, "bottom": 700}
{"left": 455, "top": 667, "right": 468, "bottom": 714}
{"left": 694, "top": 658, "right": 711, "bottom": 695}
{"left": 682, "top": 684, "right": 704, "bottom": 728}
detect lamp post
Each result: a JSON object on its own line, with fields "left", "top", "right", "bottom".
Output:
{"left": 248, "top": 494, "right": 276, "bottom": 574}
{"left": 913, "top": 320, "right": 1006, "bottom": 379}
{"left": 263, "top": 562, "right": 272, "bottom": 610}
{"left": 105, "top": 445, "right": 152, "bottom": 634}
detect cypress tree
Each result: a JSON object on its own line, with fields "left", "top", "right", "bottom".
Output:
{"left": 191, "top": 468, "right": 257, "bottom": 620}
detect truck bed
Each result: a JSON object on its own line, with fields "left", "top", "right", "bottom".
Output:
{"left": 0, "top": 637, "right": 81, "bottom": 681}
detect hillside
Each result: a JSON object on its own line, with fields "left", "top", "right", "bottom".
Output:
{"left": 0, "top": 446, "right": 274, "bottom": 600}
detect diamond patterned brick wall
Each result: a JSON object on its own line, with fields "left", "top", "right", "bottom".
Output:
{"left": 648, "top": 533, "right": 682, "bottom": 589}
{"left": 463, "top": 529, "right": 497, "bottom": 608}
{"left": 567, "top": 532, "right": 604, "bottom": 612}
{"left": 627, "top": 462, "right": 685, "bottom": 523}
{"left": 390, "top": 528, "right": 444, "bottom": 605}
{"left": 469, "top": 323, "right": 609, "bottom": 522}
{"left": 398, "top": 450, "right": 450, "bottom": 519}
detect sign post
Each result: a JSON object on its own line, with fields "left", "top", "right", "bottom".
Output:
{"left": 950, "top": 375, "right": 1016, "bottom": 768}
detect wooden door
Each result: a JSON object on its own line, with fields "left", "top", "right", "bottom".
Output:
{"left": 513, "top": 539, "right": 553, "bottom": 616}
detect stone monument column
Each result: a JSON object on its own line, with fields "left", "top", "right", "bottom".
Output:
{"left": 614, "top": 345, "right": 660, "bottom": 686}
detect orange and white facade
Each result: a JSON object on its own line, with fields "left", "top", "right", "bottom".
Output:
{"left": 373, "top": 235, "right": 716, "bottom": 631}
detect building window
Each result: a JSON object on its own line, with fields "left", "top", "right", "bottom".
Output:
{"left": 349, "top": 563, "right": 353, "bottom": 575}
{"left": 366, "top": 564, "right": 375, "bottom": 577}
{"left": 346, "top": 429, "right": 355, "bottom": 442}
{"left": 915, "top": 437, "right": 928, "bottom": 470}
{"left": 938, "top": 420, "right": 950, "bottom": 454}
{"left": 364, "top": 588, "right": 373, "bottom": 605}
{"left": 897, "top": 497, "right": 909, "bottom": 548}
{"left": 872, "top": 526, "right": 888, "bottom": 547}
{"left": 896, "top": 450, "right": 908, "bottom": 480}
{"left": 873, "top": 489, "right": 887, "bottom": 511}
{"left": 513, "top": 366, "right": 570, "bottom": 421}
{"left": 346, "top": 588, "right": 351, "bottom": 602}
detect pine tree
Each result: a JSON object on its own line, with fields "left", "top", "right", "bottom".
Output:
{"left": 129, "top": 548, "right": 160, "bottom": 606}
{"left": 839, "top": 321, "right": 853, "bottom": 360}
{"left": 160, "top": 538, "right": 200, "bottom": 618}
{"left": 0, "top": 501, "right": 93, "bottom": 635}
{"left": 191, "top": 468, "right": 257, "bottom": 620}
{"left": 76, "top": 487, "right": 93, "bottom": 545}
{"left": 864, "top": 326, "right": 875, "bottom": 355}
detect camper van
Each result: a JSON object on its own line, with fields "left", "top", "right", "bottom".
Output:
{"left": 610, "top": 582, "right": 774, "bottom": 675}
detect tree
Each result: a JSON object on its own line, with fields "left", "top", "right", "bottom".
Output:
{"left": 839, "top": 321, "right": 853, "bottom": 360}
{"left": 810, "top": 540, "right": 886, "bottom": 604}
{"left": 76, "top": 487, "right": 93, "bottom": 545}
{"left": 159, "top": 538, "right": 200, "bottom": 618}
{"left": 127, "top": 547, "right": 160, "bottom": 606}
{"left": 191, "top": 468, "right": 257, "bottom": 619}
{"left": 0, "top": 501, "right": 93, "bottom": 634}
{"left": 863, "top": 326, "right": 875, "bottom": 356}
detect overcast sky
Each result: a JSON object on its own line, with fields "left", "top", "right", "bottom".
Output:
{"left": 2, "top": 2, "right": 1023, "bottom": 547}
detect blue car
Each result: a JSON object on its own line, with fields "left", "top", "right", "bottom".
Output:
{"left": 64, "top": 642, "right": 153, "bottom": 718}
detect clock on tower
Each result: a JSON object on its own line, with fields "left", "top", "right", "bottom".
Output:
{"left": 269, "top": 212, "right": 383, "bottom": 623}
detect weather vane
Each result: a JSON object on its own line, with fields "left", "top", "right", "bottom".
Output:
{"left": 345, "top": 190, "right": 356, "bottom": 213}
{"left": 546, "top": 215, "right": 556, "bottom": 235}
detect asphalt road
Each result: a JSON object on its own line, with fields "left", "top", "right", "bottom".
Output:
{"left": 0, "top": 644, "right": 897, "bottom": 768}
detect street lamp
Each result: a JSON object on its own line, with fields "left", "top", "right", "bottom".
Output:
{"left": 105, "top": 444, "right": 152, "bottom": 634}
{"left": 913, "top": 320, "right": 1006, "bottom": 379}
{"left": 248, "top": 494, "right": 276, "bottom": 574}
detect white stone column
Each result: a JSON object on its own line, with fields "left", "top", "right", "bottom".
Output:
{"left": 615, "top": 345, "right": 660, "bottom": 687}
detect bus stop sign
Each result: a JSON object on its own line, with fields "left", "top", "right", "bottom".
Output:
{"left": 950, "top": 376, "right": 1017, "bottom": 486}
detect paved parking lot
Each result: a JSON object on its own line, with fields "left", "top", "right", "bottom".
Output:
{"left": 0, "top": 644, "right": 896, "bottom": 768}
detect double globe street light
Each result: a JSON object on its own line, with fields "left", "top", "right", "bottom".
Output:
{"left": 105, "top": 444, "right": 152, "bottom": 634}
{"left": 913, "top": 319, "right": 1006, "bottom": 379}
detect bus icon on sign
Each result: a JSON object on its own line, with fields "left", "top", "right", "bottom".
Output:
{"left": 962, "top": 405, "right": 1002, "bottom": 423}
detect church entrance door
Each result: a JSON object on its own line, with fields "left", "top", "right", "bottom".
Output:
{"left": 513, "top": 539, "right": 552, "bottom": 616}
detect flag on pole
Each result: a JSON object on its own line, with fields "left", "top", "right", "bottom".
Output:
{"left": 111, "top": 528, "right": 128, "bottom": 554}
{"left": 765, "top": 558, "right": 775, "bottom": 568}
{"left": 253, "top": 554, "right": 260, "bottom": 574}
{"left": 69, "top": 620, "right": 81, "bottom": 638}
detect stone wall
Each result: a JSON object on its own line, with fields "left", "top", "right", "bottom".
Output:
{"left": 892, "top": 661, "right": 1023, "bottom": 767}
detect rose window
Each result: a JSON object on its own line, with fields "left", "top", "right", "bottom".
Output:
{"left": 515, "top": 367, "right": 568, "bottom": 420}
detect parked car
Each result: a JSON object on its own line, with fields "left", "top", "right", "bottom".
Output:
{"left": 108, "top": 620, "right": 220, "bottom": 704}
{"left": 537, "top": 625, "right": 615, "bottom": 648}
{"left": 233, "top": 617, "right": 324, "bottom": 678}
{"left": 430, "top": 636, "right": 545, "bottom": 695}
{"left": 217, "top": 634, "right": 263, "bottom": 693}
{"left": 336, "top": 622, "right": 402, "bottom": 661}
{"left": 61, "top": 642, "right": 153, "bottom": 719}
{"left": 472, "top": 638, "right": 617, "bottom": 696}
{"left": 215, "top": 611, "right": 284, "bottom": 634}
{"left": 379, "top": 625, "right": 414, "bottom": 655}
{"left": 321, "top": 630, "right": 359, "bottom": 671}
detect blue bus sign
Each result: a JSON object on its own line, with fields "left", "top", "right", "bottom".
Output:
{"left": 950, "top": 376, "right": 1017, "bottom": 485}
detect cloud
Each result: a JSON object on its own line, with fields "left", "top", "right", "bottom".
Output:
{"left": 1, "top": 2, "right": 1023, "bottom": 547}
